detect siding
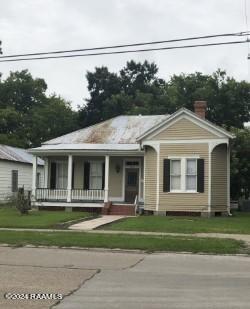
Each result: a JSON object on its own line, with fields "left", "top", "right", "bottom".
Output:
{"left": 158, "top": 143, "right": 209, "bottom": 212}
{"left": 151, "top": 118, "right": 218, "bottom": 140}
{"left": 144, "top": 147, "right": 157, "bottom": 211}
{"left": 0, "top": 160, "right": 44, "bottom": 201}
{"left": 109, "top": 157, "right": 123, "bottom": 198}
{"left": 211, "top": 144, "right": 227, "bottom": 211}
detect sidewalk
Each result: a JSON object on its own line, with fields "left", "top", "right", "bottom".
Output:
{"left": 0, "top": 227, "right": 250, "bottom": 244}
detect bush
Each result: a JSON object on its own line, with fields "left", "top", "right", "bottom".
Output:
{"left": 15, "top": 188, "right": 31, "bottom": 215}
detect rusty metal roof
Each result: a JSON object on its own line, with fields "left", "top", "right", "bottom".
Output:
{"left": 0, "top": 144, "right": 44, "bottom": 165}
{"left": 44, "top": 115, "right": 169, "bottom": 146}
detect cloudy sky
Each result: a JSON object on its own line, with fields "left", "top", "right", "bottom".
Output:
{"left": 0, "top": 0, "right": 249, "bottom": 109}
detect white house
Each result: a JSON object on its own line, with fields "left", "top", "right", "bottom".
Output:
{"left": 0, "top": 144, "right": 44, "bottom": 202}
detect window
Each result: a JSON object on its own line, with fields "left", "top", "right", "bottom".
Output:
{"left": 170, "top": 160, "right": 181, "bottom": 191}
{"left": 56, "top": 161, "right": 68, "bottom": 189}
{"left": 168, "top": 158, "right": 198, "bottom": 192}
{"left": 12, "top": 170, "right": 18, "bottom": 192}
{"left": 186, "top": 159, "right": 197, "bottom": 191}
{"left": 127, "top": 172, "right": 138, "bottom": 186}
{"left": 89, "top": 161, "right": 103, "bottom": 190}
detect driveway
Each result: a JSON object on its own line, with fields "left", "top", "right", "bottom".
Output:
{"left": 0, "top": 247, "right": 250, "bottom": 309}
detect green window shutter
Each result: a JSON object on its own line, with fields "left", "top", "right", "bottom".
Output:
{"left": 163, "top": 159, "right": 170, "bottom": 192}
{"left": 12, "top": 170, "right": 18, "bottom": 192}
{"left": 102, "top": 162, "right": 105, "bottom": 190}
{"left": 50, "top": 162, "right": 56, "bottom": 189}
{"left": 84, "top": 162, "right": 90, "bottom": 190}
{"left": 197, "top": 159, "right": 205, "bottom": 193}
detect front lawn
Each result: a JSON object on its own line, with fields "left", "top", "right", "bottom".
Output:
{"left": 0, "top": 230, "right": 246, "bottom": 255}
{"left": 102, "top": 212, "right": 250, "bottom": 234}
{"left": 0, "top": 207, "right": 92, "bottom": 229}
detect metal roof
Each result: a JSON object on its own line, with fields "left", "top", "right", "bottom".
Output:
{"left": 43, "top": 115, "right": 170, "bottom": 146}
{"left": 0, "top": 144, "right": 44, "bottom": 165}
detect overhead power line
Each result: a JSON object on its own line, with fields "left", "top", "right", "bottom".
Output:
{"left": 0, "top": 39, "right": 248, "bottom": 63}
{"left": 0, "top": 31, "right": 249, "bottom": 60}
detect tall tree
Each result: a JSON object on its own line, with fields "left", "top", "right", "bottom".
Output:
{"left": 0, "top": 70, "right": 78, "bottom": 147}
{"left": 230, "top": 127, "right": 250, "bottom": 200}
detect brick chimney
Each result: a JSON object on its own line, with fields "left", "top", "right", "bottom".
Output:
{"left": 194, "top": 101, "right": 207, "bottom": 119}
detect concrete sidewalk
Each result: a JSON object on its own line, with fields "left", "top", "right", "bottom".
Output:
{"left": 69, "top": 215, "right": 128, "bottom": 230}
{"left": 0, "top": 227, "right": 250, "bottom": 244}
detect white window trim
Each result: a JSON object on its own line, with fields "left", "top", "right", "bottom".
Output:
{"left": 169, "top": 157, "right": 199, "bottom": 193}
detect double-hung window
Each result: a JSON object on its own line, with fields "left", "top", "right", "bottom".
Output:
{"left": 89, "top": 161, "right": 103, "bottom": 190}
{"left": 56, "top": 161, "right": 68, "bottom": 189}
{"left": 167, "top": 158, "right": 199, "bottom": 192}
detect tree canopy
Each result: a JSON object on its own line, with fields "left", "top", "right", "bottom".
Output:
{"left": 0, "top": 70, "right": 79, "bottom": 147}
{"left": 79, "top": 61, "right": 250, "bottom": 129}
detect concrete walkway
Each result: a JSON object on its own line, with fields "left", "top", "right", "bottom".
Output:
{"left": 69, "top": 215, "right": 128, "bottom": 230}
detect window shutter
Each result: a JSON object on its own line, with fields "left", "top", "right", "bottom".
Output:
{"left": 197, "top": 159, "right": 205, "bottom": 193}
{"left": 84, "top": 162, "right": 90, "bottom": 189}
{"left": 163, "top": 159, "right": 170, "bottom": 192}
{"left": 102, "top": 162, "right": 105, "bottom": 190}
{"left": 50, "top": 162, "right": 56, "bottom": 189}
{"left": 72, "top": 162, "right": 75, "bottom": 189}
{"left": 12, "top": 170, "right": 18, "bottom": 192}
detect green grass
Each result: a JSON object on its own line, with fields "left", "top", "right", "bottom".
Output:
{"left": 102, "top": 212, "right": 250, "bottom": 234}
{"left": 0, "top": 207, "right": 92, "bottom": 229}
{"left": 0, "top": 230, "right": 246, "bottom": 254}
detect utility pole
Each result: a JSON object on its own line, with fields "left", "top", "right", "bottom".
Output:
{"left": 0, "top": 40, "right": 2, "bottom": 54}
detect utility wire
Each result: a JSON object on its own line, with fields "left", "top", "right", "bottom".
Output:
{"left": 0, "top": 39, "right": 247, "bottom": 63}
{"left": 0, "top": 31, "right": 249, "bottom": 59}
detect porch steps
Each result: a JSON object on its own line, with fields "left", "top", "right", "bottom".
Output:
{"left": 108, "top": 204, "right": 136, "bottom": 216}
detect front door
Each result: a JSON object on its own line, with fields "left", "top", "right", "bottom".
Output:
{"left": 125, "top": 168, "right": 139, "bottom": 203}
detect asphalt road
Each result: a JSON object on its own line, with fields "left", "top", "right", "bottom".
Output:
{"left": 0, "top": 246, "right": 250, "bottom": 309}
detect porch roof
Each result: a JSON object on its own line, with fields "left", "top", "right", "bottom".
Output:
{"left": 29, "top": 143, "right": 141, "bottom": 152}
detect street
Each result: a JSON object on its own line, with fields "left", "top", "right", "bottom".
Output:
{"left": 0, "top": 246, "right": 250, "bottom": 308}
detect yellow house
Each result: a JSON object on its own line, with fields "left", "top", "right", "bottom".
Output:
{"left": 29, "top": 101, "right": 234, "bottom": 217}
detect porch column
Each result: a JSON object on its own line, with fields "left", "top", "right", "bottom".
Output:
{"left": 67, "top": 154, "right": 73, "bottom": 202}
{"left": 44, "top": 158, "right": 49, "bottom": 188}
{"left": 104, "top": 155, "right": 110, "bottom": 202}
{"left": 32, "top": 155, "right": 37, "bottom": 201}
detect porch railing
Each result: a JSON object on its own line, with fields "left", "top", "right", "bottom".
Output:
{"left": 36, "top": 188, "right": 68, "bottom": 201}
{"left": 36, "top": 188, "right": 105, "bottom": 202}
{"left": 71, "top": 189, "right": 104, "bottom": 201}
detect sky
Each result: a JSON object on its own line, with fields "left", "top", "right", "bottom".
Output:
{"left": 0, "top": 0, "right": 249, "bottom": 110}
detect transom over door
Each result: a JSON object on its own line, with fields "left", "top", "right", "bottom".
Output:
{"left": 125, "top": 168, "right": 139, "bottom": 203}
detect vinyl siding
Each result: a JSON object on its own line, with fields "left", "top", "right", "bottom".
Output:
{"left": 0, "top": 160, "right": 44, "bottom": 201}
{"left": 144, "top": 147, "right": 157, "bottom": 211}
{"left": 158, "top": 143, "right": 209, "bottom": 212}
{"left": 211, "top": 144, "right": 227, "bottom": 211}
{"left": 151, "top": 118, "right": 218, "bottom": 140}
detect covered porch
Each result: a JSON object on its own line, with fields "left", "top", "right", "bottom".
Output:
{"left": 32, "top": 152, "right": 144, "bottom": 209}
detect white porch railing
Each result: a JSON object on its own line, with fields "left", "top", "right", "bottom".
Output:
{"left": 71, "top": 189, "right": 105, "bottom": 201}
{"left": 36, "top": 189, "right": 68, "bottom": 201}
{"left": 36, "top": 188, "right": 105, "bottom": 202}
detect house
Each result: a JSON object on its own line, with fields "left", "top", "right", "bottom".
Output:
{"left": 0, "top": 144, "right": 44, "bottom": 202}
{"left": 29, "top": 101, "right": 234, "bottom": 216}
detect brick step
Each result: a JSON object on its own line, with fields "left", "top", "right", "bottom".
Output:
{"left": 109, "top": 204, "right": 135, "bottom": 216}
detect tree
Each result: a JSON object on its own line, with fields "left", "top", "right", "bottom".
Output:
{"left": 80, "top": 64, "right": 250, "bottom": 129}
{"left": 165, "top": 70, "right": 250, "bottom": 128}
{"left": 78, "top": 60, "right": 166, "bottom": 126}
{"left": 230, "top": 127, "right": 250, "bottom": 200}
{"left": 0, "top": 70, "right": 78, "bottom": 148}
